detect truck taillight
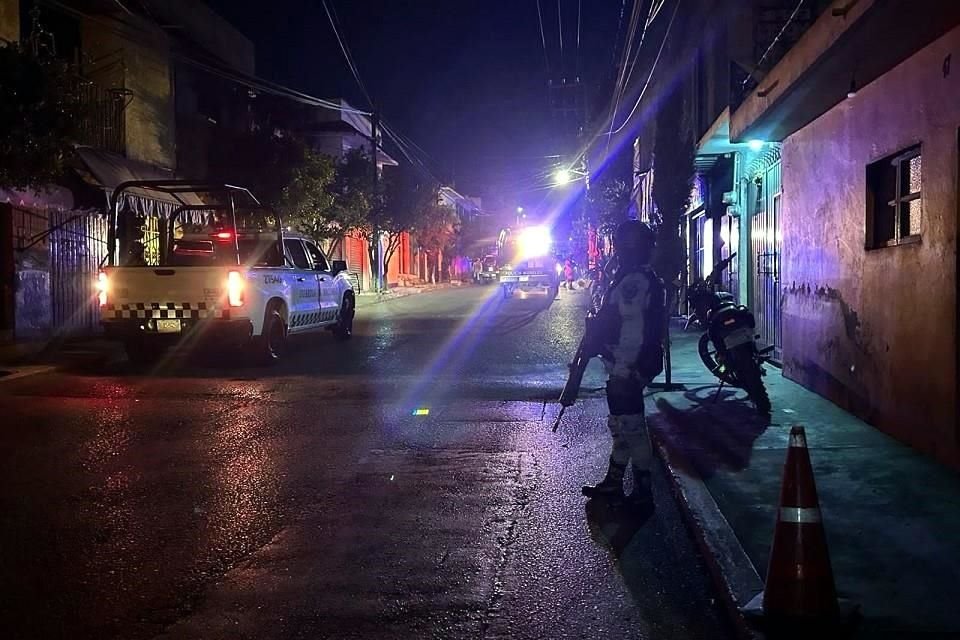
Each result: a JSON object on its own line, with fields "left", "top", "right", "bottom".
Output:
{"left": 227, "top": 270, "right": 244, "bottom": 307}
{"left": 96, "top": 271, "right": 109, "bottom": 307}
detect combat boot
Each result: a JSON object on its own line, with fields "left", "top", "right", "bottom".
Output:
{"left": 582, "top": 458, "right": 626, "bottom": 499}
{"left": 630, "top": 467, "right": 655, "bottom": 509}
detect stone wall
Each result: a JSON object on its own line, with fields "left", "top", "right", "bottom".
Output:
{"left": 781, "top": 25, "right": 960, "bottom": 466}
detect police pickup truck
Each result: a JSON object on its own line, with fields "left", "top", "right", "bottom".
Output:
{"left": 496, "top": 225, "right": 560, "bottom": 299}
{"left": 98, "top": 182, "right": 355, "bottom": 365}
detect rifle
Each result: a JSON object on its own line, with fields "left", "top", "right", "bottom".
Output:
{"left": 553, "top": 306, "right": 600, "bottom": 432}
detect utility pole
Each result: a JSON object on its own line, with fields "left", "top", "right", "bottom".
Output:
{"left": 370, "top": 109, "right": 382, "bottom": 293}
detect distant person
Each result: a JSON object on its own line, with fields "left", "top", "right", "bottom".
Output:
{"left": 563, "top": 257, "right": 575, "bottom": 289}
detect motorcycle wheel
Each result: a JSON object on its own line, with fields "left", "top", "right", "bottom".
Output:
{"left": 729, "top": 345, "right": 771, "bottom": 414}
{"left": 697, "top": 333, "right": 739, "bottom": 385}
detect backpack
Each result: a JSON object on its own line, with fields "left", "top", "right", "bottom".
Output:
{"left": 634, "top": 267, "right": 666, "bottom": 379}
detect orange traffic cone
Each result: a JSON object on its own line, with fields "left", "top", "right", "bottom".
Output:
{"left": 762, "top": 425, "right": 839, "bottom": 620}
{"left": 743, "top": 426, "right": 859, "bottom": 636}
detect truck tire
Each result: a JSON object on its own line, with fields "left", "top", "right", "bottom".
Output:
{"left": 252, "top": 309, "right": 287, "bottom": 365}
{"left": 333, "top": 295, "right": 354, "bottom": 341}
{"left": 125, "top": 337, "right": 163, "bottom": 367}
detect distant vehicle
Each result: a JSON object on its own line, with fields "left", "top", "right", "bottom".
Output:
{"left": 98, "top": 181, "right": 355, "bottom": 366}
{"left": 478, "top": 254, "right": 499, "bottom": 283}
{"left": 496, "top": 225, "right": 560, "bottom": 299}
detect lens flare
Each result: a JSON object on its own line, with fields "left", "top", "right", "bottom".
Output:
{"left": 518, "top": 226, "right": 552, "bottom": 259}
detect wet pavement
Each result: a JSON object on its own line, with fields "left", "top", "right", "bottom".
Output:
{"left": 0, "top": 286, "right": 732, "bottom": 640}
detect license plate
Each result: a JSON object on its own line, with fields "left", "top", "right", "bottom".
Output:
{"left": 156, "top": 319, "right": 182, "bottom": 334}
{"left": 519, "top": 275, "right": 530, "bottom": 282}
{"left": 723, "top": 326, "right": 754, "bottom": 348}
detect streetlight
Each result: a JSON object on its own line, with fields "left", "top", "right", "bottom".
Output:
{"left": 554, "top": 167, "right": 588, "bottom": 186}
{"left": 554, "top": 169, "right": 572, "bottom": 185}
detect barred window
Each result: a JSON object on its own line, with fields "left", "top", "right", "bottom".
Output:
{"left": 866, "top": 146, "right": 922, "bottom": 249}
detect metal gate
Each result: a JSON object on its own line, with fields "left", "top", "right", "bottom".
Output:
{"left": 48, "top": 211, "right": 110, "bottom": 335}
{"left": 750, "top": 158, "right": 782, "bottom": 360}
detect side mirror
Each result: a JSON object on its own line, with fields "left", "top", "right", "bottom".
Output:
{"left": 331, "top": 260, "right": 347, "bottom": 276}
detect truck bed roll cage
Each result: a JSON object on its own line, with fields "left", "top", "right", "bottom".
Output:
{"left": 107, "top": 181, "right": 282, "bottom": 267}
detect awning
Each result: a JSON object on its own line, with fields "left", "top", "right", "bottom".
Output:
{"left": 75, "top": 146, "right": 205, "bottom": 216}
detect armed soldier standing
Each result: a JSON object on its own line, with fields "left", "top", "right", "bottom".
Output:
{"left": 581, "top": 220, "right": 666, "bottom": 507}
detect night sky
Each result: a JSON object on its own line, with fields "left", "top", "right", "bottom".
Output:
{"left": 207, "top": 0, "right": 625, "bottom": 213}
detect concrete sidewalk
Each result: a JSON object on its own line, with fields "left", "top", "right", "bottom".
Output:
{"left": 647, "top": 330, "right": 960, "bottom": 638}
{"left": 355, "top": 281, "right": 460, "bottom": 308}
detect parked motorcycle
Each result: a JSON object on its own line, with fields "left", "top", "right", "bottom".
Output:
{"left": 686, "top": 252, "right": 773, "bottom": 414}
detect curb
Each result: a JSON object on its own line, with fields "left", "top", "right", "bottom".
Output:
{"left": 356, "top": 284, "right": 459, "bottom": 308}
{"left": 0, "top": 365, "right": 58, "bottom": 384}
{"left": 650, "top": 427, "right": 764, "bottom": 640}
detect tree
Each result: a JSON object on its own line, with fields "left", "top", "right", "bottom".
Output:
{"left": 414, "top": 197, "right": 458, "bottom": 284}
{"left": 329, "top": 149, "right": 380, "bottom": 284}
{"left": 587, "top": 175, "right": 632, "bottom": 235}
{"left": 0, "top": 45, "right": 84, "bottom": 190}
{"left": 379, "top": 165, "right": 441, "bottom": 276}
{"left": 280, "top": 148, "right": 365, "bottom": 255}
{"left": 651, "top": 84, "right": 695, "bottom": 387}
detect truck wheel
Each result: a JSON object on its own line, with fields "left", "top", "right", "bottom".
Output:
{"left": 333, "top": 295, "right": 354, "bottom": 341}
{"left": 253, "top": 309, "right": 287, "bottom": 365}
{"left": 125, "top": 337, "right": 162, "bottom": 367}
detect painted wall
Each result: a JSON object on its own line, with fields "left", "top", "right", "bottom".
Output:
{"left": 781, "top": 25, "right": 960, "bottom": 467}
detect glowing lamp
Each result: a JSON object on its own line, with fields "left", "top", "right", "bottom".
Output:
{"left": 554, "top": 169, "right": 572, "bottom": 185}
{"left": 747, "top": 139, "right": 766, "bottom": 153}
{"left": 517, "top": 226, "right": 552, "bottom": 259}
{"left": 412, "top": 408, "right": 430, "bottom": 416}
{"left": 227, "top": 270, "right": 245, "bottom": 307}
{"left": 96, "top": 271, "right": 109, "bottom": 307}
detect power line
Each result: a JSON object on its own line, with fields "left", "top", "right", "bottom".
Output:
{"left": 607, "top": 0, "right": 681, "bottom": 135}
{"left": 322, "top": 0, "right": 374, "bottom": 109}
{"left": 174, "top": 54, "right": 370, "bottom": 114}
{"left": 315, "top": 1, "right": 447, "bottom": 189}
{"left": 605, "top": 0, "right": 645, "bottom": 152}
{"left": 41, "top": 0, "right": 370, "bottom": 115}
{"left": 557, "top": 0, "right": 563, "bottom": 60}
{"left": 536, "top": 0, "right": 551, "bottom": 75}
{"left": 576, "top": 0, "right": 582, "bottom": 76}
{"left": 743, "top": 0, "right": 805, "bottom": 88}
{"left": 620, "top": 0, "right": 659, "bottom": 105}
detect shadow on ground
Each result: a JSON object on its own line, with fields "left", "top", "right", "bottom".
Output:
{"left": 650, "top": 388, "right": 772, "bottom": 480}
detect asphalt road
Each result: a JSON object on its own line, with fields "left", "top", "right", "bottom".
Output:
{"left": 0, "top": 286, "right": 733, "bottom": 640}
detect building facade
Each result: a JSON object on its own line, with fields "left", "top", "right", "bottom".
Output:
{"left": 729, "top": 1, "right": 960, "bottom": 467}
{"left": 0, "top": 0, "right": 256, "bottom": 341}
{"left": 630, "top": 0, "right": 960, "bottom": 466}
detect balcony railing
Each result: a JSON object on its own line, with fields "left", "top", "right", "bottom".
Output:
{"left": 67, "top": 73, "right": 128, "bottom": 155}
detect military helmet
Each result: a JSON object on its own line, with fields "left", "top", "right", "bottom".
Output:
{"left": 613, "top": 219, "right": 656, "bottom": 254}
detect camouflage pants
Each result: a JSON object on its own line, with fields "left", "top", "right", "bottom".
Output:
{"left": 606, "top": 376, "right": 653, "bottom": 472}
